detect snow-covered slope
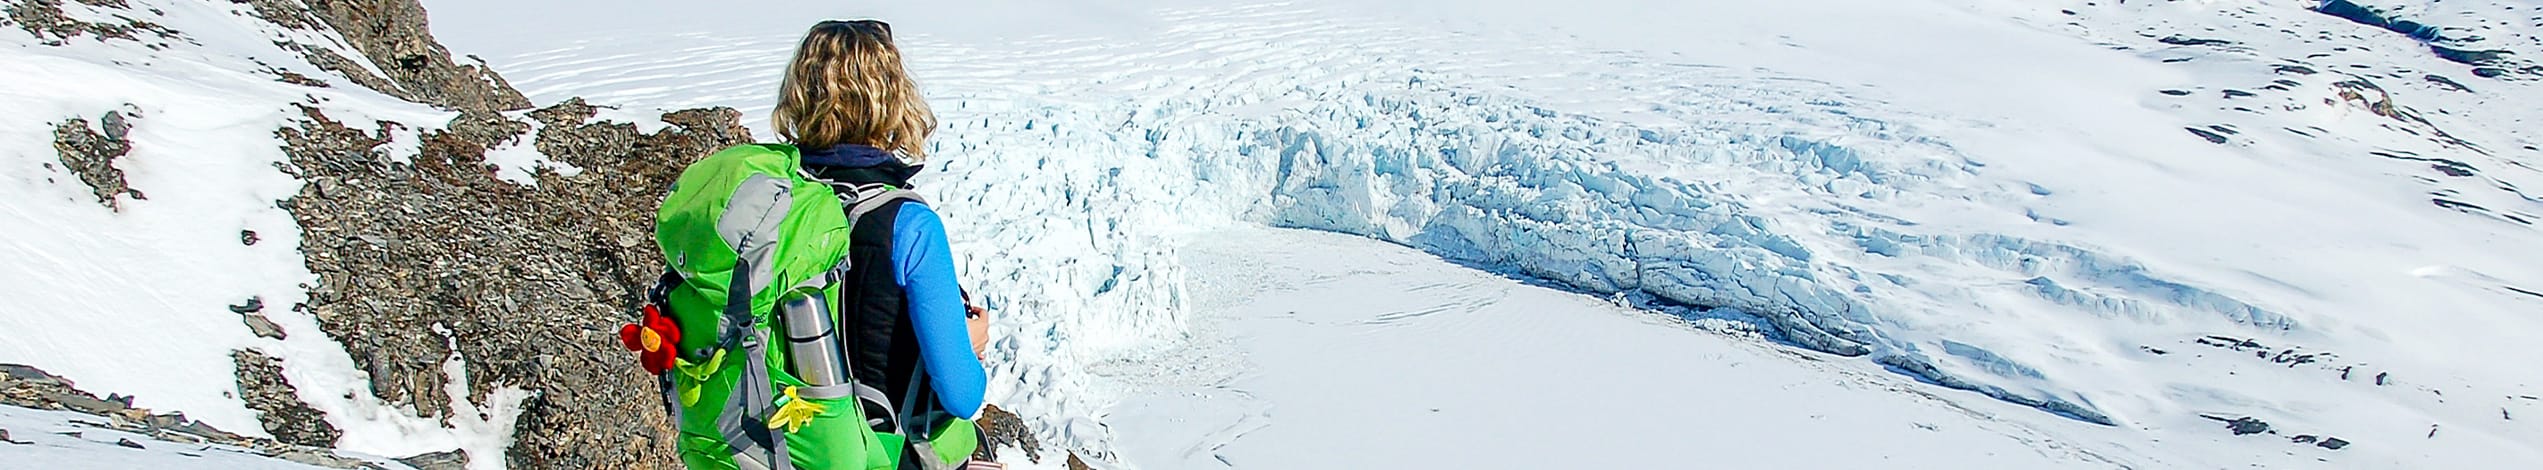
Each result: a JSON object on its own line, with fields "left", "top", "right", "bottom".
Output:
{"left": 0, "top": 0, "right": 543, "bottom": 467}
{"left": 425, "top": 0, "right": 2543, "bottom": 467}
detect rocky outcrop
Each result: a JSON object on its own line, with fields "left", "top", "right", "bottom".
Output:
{"left": 975, "top": 404, "right": 1042, "bottom": 463}
{"left": 2, "top": 363, "right": 376, "bottom": 469}
{"left": 51, "top": 111, "right": 143, "bottom": 211}
{"left": 248, "top": 0, "right": 529, "bottom": 114}
{"left": 278, "top": 96, "right": 747, "bottom": 467}
{"left": 232, "top": 349, "right": 340, "bottom": 447}
{"left": 2, "top": 0, "right": 179, "bottom": 46}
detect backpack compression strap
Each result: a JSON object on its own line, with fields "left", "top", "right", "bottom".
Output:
{"left": 706, "top": 173, "right": 796, "bottom": 470}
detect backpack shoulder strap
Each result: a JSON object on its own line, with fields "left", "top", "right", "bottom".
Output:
{"left": 835, "top": 182, "right": 929, "bottom": 222}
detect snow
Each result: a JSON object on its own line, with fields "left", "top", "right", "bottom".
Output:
{"left": 0, "top": 1, "right": 537, "bottom": 467}
{"left": 420, "top": 0, "right": 2543, "bottom": 467}
{"left": 4, "top": 0, "right": 2539, "bottom": 467}
{"left": 1112, "top": 227, "right": 2133, "bottom": 468}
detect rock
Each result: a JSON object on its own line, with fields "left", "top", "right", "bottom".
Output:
{"left": 974, "top": 404, "right": 1040, "bottom": 463}
{"left": 279, "top": 99, "right": 746, "bottom": 469}
{"left": 2319, "top": 437, "right": 2351, "bottom": 450}
{"left": 288, "top": 0, "right": 531, "bottom": 114}
{"left": 52, "top": 114, "right": 143, "bottom": 211}
{"left": 0, "top": 428, "right": 18, "bottom": 444}
{"left": 243, "top": 230, "right": 262, "bottom": 246}
{"left": 2158, "top": 36, "right": 2234, "bottom": 47}
{"left": 116, "top": 437, "right": 144, "bottom": 449}
{"left": 2424, "top": 74, "right": 2473, "bottom": 93}
{"left": 396, "top": 449, "right": 469, "bottom": 470}
{"left": 242, "top": 313, "right": 288, "bottom": 340}
{"left": 2, "top": 0, "right": 177, "bottom": 45}
{"left": 56, "top": 391, "right": 128, "bottom": 416}
{"left": 271, "top": 448, "right": 373, "bottom": 469}
{"left": 1067, "top": 452, "right": 1095, "bottom": 470}
{"left": 0, "top": 363, "right": 62, "bottom": 383}
{"left": 2207, "top": 416, "right": 2272, "bottom": 435}
{"left": 2185, "top": 127, "right": 2230, "bottom": 144}
{"left": 231, "top": 296, "right": 267, "bottom": 314}
{"left": 232, "top": 349, "right": 340, "bottom": 447}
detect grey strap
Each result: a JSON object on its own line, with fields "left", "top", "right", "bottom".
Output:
{"left": 847, "top": 187, "right": 926, "bottom": 223}
{"left": 711, "top": 261, "right": 793, "bottom": 470}
{"left": 897, "top": 362, "right": 954, "bottom": 470}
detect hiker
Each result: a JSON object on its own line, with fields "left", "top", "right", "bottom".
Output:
{"left": 627, "top": 19, "right": 998, "bottom": 470}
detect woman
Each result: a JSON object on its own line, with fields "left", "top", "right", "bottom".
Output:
{"left": 773, "top": 19, "right": 995, "bottom": 469}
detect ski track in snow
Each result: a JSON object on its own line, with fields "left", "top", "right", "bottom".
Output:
{"left": 463, "top": 0, "right": 2543, "bottom": 466}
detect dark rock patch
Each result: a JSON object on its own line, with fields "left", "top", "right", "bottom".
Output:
{"left": 53, "top": 112, "right": 144, "bottom": 211}
{"left": 2431, "top": 45, "right": 2515, "bottom": 68}
{"left": 2505, "top": 285, "right": 2543, "bottom": 300}
{"left": 397, "top": 449, "right": 469, "bottom": 470}
{"left": 2201, "top": 414, "right": 2274, "bottom": 435}
{"left": 2159, "top": 89, "right": 2192, "bottom": 96}
{"left": 2319, "top": 437, "right": 2351, "bottom": 450}
{"left": 2186, "top": 127, "right": 2230, "bottom": 144}
{"left": 2275, "top": 64, "right": 2318, "bottom": 75}
{"left": 2424, "top": 74, "right": 2473, "bottom": 92}
{"left": 2159, "top": 36, "right": 2234, "bottom": 47}
{"left": 2431, "top": 197, "right": 2490, "bottom": 213}
{"left": 2, "top": 0, "right": 177, "bottom": 46}
{"left": 2314, "top": 0, "right": 2440, "bottom": 41}
{"left": 232, "top": 349, "right": 339, "bottom": 447}
{"left": 229, "top": 296, "right": 266, "bottom": 314}
{"left": 243, "top": 229, "right": 262, "bottom": 246}
{"left": 2371, "top": 150, "right": 2480, "bottom": 177}
{"left": 288, "top": 0, "right": 530, "bottom": 114}
{"left": 2221, "top": 89, "right": 2257, "bottom": 98}
{"left": 236, "top": 0, "right": 322, "bottom": 30}
{"left": 974, "top": 404, "right": 1041, "bottom": 463}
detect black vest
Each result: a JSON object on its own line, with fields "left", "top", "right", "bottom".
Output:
{"left": 804, "top": 159, "right": 932, "bottom": 409}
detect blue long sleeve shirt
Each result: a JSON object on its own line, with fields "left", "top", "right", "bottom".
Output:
{"left": 889, "top": 200, "right": 986, "bottom": 419}
{"left": 800, "top": 143, "right": 986, "bottom": 419}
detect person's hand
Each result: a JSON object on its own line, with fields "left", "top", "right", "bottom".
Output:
{"left": 966, "top": 301, "right": 990, "bottom": 357}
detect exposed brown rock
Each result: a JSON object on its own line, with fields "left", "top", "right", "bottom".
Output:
{"left": 974, "top": 404, "right": 1042, "bottom": 463}
{"left": 52, "top": 112, "right": 144, "bottom": 211}
{"left": 396, "top": 449, "right": 469, "bottom": 470}
{"left": 6, "top": 0, "right": 138, "bottom": 45}
{"left": 233, "top": 349, "right": 340, "bottom": 447}
{"left": 287, "top": 0, "right": 530, "bottom": 114}
{"left": 278, "top": 98, "right": 746, "bottom": 468}
{"left": 236, "top": 0, "right": 321, "bottom": 30}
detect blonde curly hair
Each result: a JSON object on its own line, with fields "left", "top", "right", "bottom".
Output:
{"left": 773, "top": 20, "right": 936, "bottom": 161}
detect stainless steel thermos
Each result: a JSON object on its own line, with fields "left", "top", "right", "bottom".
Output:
{"left": 778, "top": 289, "right": 850, "bottom": 386}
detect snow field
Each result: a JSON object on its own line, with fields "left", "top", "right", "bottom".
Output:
{"left": 441, "top": 0, "right": 2543, "bottom": 466}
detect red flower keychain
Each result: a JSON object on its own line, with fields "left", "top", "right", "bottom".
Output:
{"left": 619, "top": 304, "right": 682, "bottom": 375}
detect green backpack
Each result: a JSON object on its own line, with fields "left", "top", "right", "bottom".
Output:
{"left": 631, "top": 143, "right": 979, "bottom": 470}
